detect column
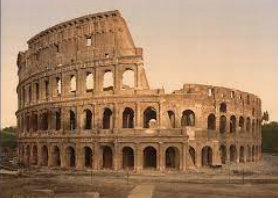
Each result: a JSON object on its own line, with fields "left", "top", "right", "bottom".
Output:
{"left": 159, "top": 142, "right": 165, "bottom": 171}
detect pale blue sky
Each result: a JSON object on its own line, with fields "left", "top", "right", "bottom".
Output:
{"left": 1, "top": 0, "right": 278, "bottom": 127}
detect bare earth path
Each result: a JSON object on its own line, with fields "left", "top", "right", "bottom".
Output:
{"left": 127, "top": 184, "right": 155, "bottom": 198}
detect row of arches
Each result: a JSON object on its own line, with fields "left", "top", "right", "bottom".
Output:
{"left": 20, "top": 143, "right": 260, "bottom": 170}
{"left": 207, "top": 113, "right": 260, "bottom": 134}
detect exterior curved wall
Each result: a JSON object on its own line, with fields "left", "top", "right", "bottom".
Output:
{"left": 16, "top": 10, "right": 262, "bottom": 171}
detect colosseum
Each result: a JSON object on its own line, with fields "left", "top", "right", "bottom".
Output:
{"left": 16, "top": 10, "right": 262, "bottom": 171}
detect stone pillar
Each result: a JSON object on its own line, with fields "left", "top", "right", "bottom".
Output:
{"left": 196, "top": 143, "right": 202, "bottom": 168}
{"left": 114, "top": 65, "right": 120, "bottom": 94}
{"left": 226, "top": 144, "right": 230, "bottom": 163}
{"left": 94, "top": 67, "right": 101, "bottom": 94}
{"left": 113, "top": 141, "right": 119, "bottom": 170}
{"left": 182, "top": 142, "right": 188, "bottom": 171}
{"left": 135, "top": 102, "right": 141, "bottom": 128}
{"left": 236, "top": 145, "right": 240, "bottom": 163}
{"left": 76, "top": 143, "right": 83, "bottom": 170}
{"left": 135, "top": 143, "right": 142, "bottom": 171}
{"left": 77, "top": 106, "right": 83, "bottom": 134}
{"left": 212, "top": 141, "right": 221, "bottom": 165}
{"left": 60, "top": 145, "right": 66, "bottom": 168}
{"left": 159, "top": 143, "right": 165, "bottom": 171}
{"left": 93, "top": 142, "right": 99, "bottom": 170}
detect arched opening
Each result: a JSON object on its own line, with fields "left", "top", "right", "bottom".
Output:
{"left": 122, "top": 69, "right": 134, "bottom": 89}
{"left": 69, "top": 110, "right": 76, "bottom": 130}
{"left": 53, "top": 146, "right": 61, "bottom": 167}
{"left": 246, "top": 145, "right": 251, "bottom": 162}
{"left": 246, "top": 117, "right": 251, "bottom": 133}
{"left": 84, "top": 109, "right": 92, "bottom": 129}
{"left": 55, "top": 111, "right": 61, "bottom": 130}
{"left": 252, "top": 145, "right": 255, "bottom": 162}
{"left": 181, "top": 110, "right": 195, "bottom": 127}
{"left": 252, "top": 120, "right": 255, "bottom": 135}
{"left": 32, "top": 114, "right": 38, "bottom": 132}
{"left": 102, "top": 146, "right": 113, "bottom": 169}
{"left": 220, "top": 103, "right": 227, "bottom": 113}
{"left": 103, "top": 70, "right": 113, "bottom": 91}
{"left": 219, "top": 145, "right": 226, "bottom": 164}
{"left": 239, "top": 146, "right": 245, "bottom": 163}
{"left": 143, "top": 146, "right": 157, "bottom": 169}
{"left": 143, "top": 107, "right": 157, "bottom": 128}
{"left": 86, "top": 72, "right": 94, "bottom": 92}
{"left": 70, "top": 75, "right": 76, "bottom": 92}
{"left": 32, "top": 145, "right": 38, "bottom": 165}
{"left": 122, "top": 147, "right": 134, "bottom": 170}
{"left": 103, "top": 108, "right": 113, "bottom": 129}
{"left": 66, "top": 146, "right": 75, "bottom": 168}
{"left": 230, "top": 145, "right": 237, "bottom": 163}
{"left": 239, "top": 116, "right": 245, "bottom": 132}
{"left": 26, "top": 115, "right": 30, "bottom": 132}
{"left": 167, "top": 111, "right": 175, "bottom": 128}
{"left": 122, "top": 107, "right": 134, "bottom": 128}
{"left": 189, "top": 147, "right": 196, "bottom": 166}
{"left": 165, "top": 147, "right": 180, "bottom": 170}
{"left": 26, "top": 145, "right": 30, "bottom": 165}
{"left": 56, "top": 77, "right": 61, "bottom": 95}
{"left": 35, "top": 83, "right": 39, "bottom": 101}
{"left": 84, "top": 147, "right": 93, "bottom": 168}
{"left": 220, "top": 115, "right": 226, "bottom": 133}
{"left": 41, "top": 112, "right": 48, "bottom": 130}
{"left": 41, "top": 145, "right": 48, "bottom": 166}
{"left": 230, "top": 115, "right": 236, "bottom": 133}
{"left": 207, "top": 113, "right": 216, "bottom": 130}
{"left": 202, "top": 146, "right": 213, "bottom": 167}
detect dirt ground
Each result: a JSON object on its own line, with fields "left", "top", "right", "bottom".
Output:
{"left": 1, "top": 154, "right": 278, "bottom": 198}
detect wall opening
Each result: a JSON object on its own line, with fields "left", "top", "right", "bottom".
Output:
{"left": 207, "top": 113, "right": 216, "bottom": 130}
{"left": 239, "top": 146, "right": 245, "bottom": 163}
{"left": 220, "top": 115, "right": 226, "bottom": 133}
{"left": 56, "top": 77, "right": 61, "bottom": 95}
{"left": 84, "top": 147, "right": 93, "bottom": 168}
{"left": 220, "top": 103, "right": 227, "bottom": 113}
{"left": 122, "top": 107, "right": 134, "bottom": 128}
{"left": 70, "top": 75, "right": 76, "bottom": 92}
{"left": 103, "top": 108, "right": 113, "bottom": 129}
{"left": 102, "top": 146, "right": 113, "bottom": 169}
{"left": 32, "top": 114, "right": 38, "bottom": 132}
{"left": 122, "top": 147, "right": 134, "bottom": 170}
{"left": 166, "top": 147, "right": 179, "bottom": 170}
{"left": 143, "top": 146, "right": 157, "bottom": 169}
{"left": 202, "top": 146, "right": 213, "bottom": 167}
{"left": 143, "top": 107, "right": 157, "bottom": 128}
{"left": 246, "top": 117, "right": 251, "bottom": 132}
{"left": 239, "top": 116, "right": 245, "bottom": 132}
{"left": 103, "top": 70, "right": 113, "bottom": 91}
{"left": 41, "top": 145, "right": 48, "bottom": 166}
{"left": 66, "top": 146, "right": 75, "bottom": 168}
{"left": 189, "top": 147, "right": 196, "bottom": 166}
{"left": 122, "top": 69, "right": 134, "bottom": 89}
{"left": 167, "top": 111, "right": 175, "bottom": 128}
{"left": 41, "top": 112, "right": 48, "bottom": 130}
{"left": 32, "top": 145, "right": 38, "bottom": 165}
{"left": 55, "top": 111, "right": 61, "bottom": 130}
{"left": 219, "top": 145, "right": 226, "bottom": 164}
{"left": 181, "top": 110, "right": 195, "bottom": 127}
{"left": 230, "top": 145, "right": 237, "bottom": 163}
{"left": 84, "top": 109, "right": 92, "bottom": 130}
{"left": 86, "top": 72, "right": 94, "bottom": 92}
{"left": 45, "top": 80, "right": 49, "bottom": 97}
{"left": 230, "top": 115, "right": 236, "bottom": 133}
{"left": 35, "top": 83, "right": 39, "bottom": 101}
{"left": 53, "top": 146, "right": 61, "bottom": 167}
{"left": 69, "top": 110, "right": 76, "bottom": 131}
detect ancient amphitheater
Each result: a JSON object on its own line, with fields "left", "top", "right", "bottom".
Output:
{"left": 16, "top": 10, "right": 262, "bottom": 171}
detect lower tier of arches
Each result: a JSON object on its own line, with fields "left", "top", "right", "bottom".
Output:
{"left": 19, "top": 140, "right": 261, "bottom": 171}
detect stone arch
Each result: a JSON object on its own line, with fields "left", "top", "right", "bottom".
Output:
{"left": 246, "top": 117, "right": 251, "bottom": 133}
{"left": 239, "top": 146, "right": 245, "bottom": 163}
{"left": 220, "top": 115, "right": 226, "bottom": 133}
{"left": 84, "top": 146, "right": 93, "bottom": 168}
{"left": 167, "top": 110, "right": 175, "bottom": 128}
{"left": 103, "top": 107, "right": 113, "bottom": 129}
{"left": 32, "top": 113, "right": 38, "bottom": 132}
{"left": 103, "top": 70, "right": 113, "bottom": 91}
{"left": 86, "top": 72, "right": 94, "bottom": 91}
{"left": 207, "top": 113, "right": 216, "bottom": 130}
{"left": 143, "top": 146, "right": 157, "bottom": 169}
{"left": 55, "top": 111, "right": 61, "bottom": 130}
{"left": 52, "top": 146, "right": 61, "bottom": 167}
{"left": 102, "top": 146, "right": 113, "bottom": 169}
{"left": 230, "top": 145, "right": 237, "bottom": 163}
{"left": 26, "top": 145, "right": 30, "bottom": 165}
{"left": 143, "top": 107, "right": 157, "bottom": 128}
{"left": 165, "top": 146, "right": 180, "bottom": 170}
{"left": 65, "top": 146, "right": 75, "bottom": 168}
{"left": 252, "top": 145, "right": 255, "bottom": 162}
{"left": 202, "top": 146, "right": 213, "bottom": 167}
{"left": 70, "top": 75, "right": 76, "bottom": 92}
{"left": 69, "top": 110, "right": 76, "bottom": 130}
{"left": 122, "top": 107, "right": 134, "bottom": 128}
{"left": 32, "top": 145, "right": 38, "bottom": 165}
{"left": 181, "top": 109, "right": 195, "bottom": 127}
{"left": 41, "top": 145, "right": 48, "bottom": 166}
{"left": 41, "top": 112, "right": 48, "bottom": 130}
{"left": 220, "top": 102, "right": 227, "bottom": 113}
{"left": 189, "top": 146, "right": 196, "bottom": 166}
{"left": 122, "top": 146, "right": 134, "bottom": 170}
{"left": 219, "top": 145, "right": 226, "bottom": 164}
{"left": 83, "top": 109, "right": 93, "bottom": 129}
{"left": 122, "top": 69, "right": 134, "bottom": 89}
{"left": 239, "top": 116, "right": 245, "bottom": 132}
{"left": 230, "top": 115, "right": 236, "bottom": 133}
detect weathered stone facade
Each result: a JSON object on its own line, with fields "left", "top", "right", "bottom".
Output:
{"left": 16, "top": 10, "right": 262, "bottom": 171}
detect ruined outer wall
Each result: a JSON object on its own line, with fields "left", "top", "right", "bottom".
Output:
{"left": 16, "top": 10, "right": 262, "bottom": 171}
